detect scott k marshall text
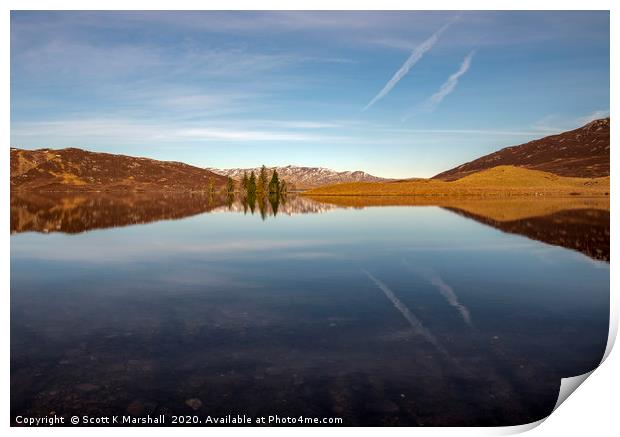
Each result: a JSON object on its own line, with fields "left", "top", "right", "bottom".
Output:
{"left": 14, "top": 414, "right": 343, "bottom": 426}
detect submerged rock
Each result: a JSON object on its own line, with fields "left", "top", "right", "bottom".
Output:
{"left": 75, "top": 383, "right": 100, "bottom": 393}
{"left": 126, "top": 399, "right": 158, "bottom": 416}
{"left": 185, "top": 398, "right": 203, "bottom": 411}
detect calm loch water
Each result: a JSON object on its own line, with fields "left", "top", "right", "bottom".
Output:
{"left": 10, "top": 193, "right": 609, "bottom": 426}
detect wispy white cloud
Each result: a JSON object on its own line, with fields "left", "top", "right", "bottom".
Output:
{"left": 175, "top": 127, "right": 343, "bottom": 142}
{"left": 248, "top": 120, "right": 343, "bottom": 129}
{"left": 532, "top": 109, "right": 610, "bottom": 133}
{"left": 530, "top": 115, "right": 566, "bottom": 133}
{"left": 363, "top": 17, "right": 458, "bottom": 111}
{"left": 426, "top": 51, "right": 475, "bottom": 111}
{"left": 12, "top": 32, "right": 351, "bottom": 94}
{"left": 10, "top": 117, "right": 355, "bottom": 145}
{"left": 577, "top": 110, "right": 610, "bottom": 125}
{"left": 374, "top": 127, "right": 544, "bottom": 136}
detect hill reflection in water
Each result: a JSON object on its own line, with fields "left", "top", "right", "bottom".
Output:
{"left": 11, "top": 192, "right": 609, "bottom": 262}
{"left": 10, "top": 191, "right": 609, "bottom": 426}
{"left": 307, "top": 195, "right": 609, "bottom": 263}
{"left": 10, "top": 192, "right": 337, "bottom": 234}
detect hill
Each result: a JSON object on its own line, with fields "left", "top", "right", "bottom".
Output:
{"left": 207, "top": 165, "right": 388, "bottom": 189}
{"left": 433, "top": 118, "right": 609, "bottom": 181}
{"left": 304, "top": 166, "right": 610, "bottom": 197}
{"left": 10, "top": 147, "right": 227, "bottom": 192}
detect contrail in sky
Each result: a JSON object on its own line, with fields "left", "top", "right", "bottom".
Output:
{"left": 363, "top": 18, "right": 458, "bottom": 111}
{"left": 426, "top": 50, "right": 475, "bottom": 110}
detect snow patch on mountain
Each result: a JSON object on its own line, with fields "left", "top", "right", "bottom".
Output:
{"left": 206, "top": 165, "right": 389, "bottom": 188}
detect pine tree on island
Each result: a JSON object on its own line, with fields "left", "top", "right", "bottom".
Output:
{"left": 269, "top": 169, "right": 280, "bottom": 194}
{"left": 257, "top": 165, "right": 269, "bottom": 197}
{"left": 248, "top": 171, "right": 257, "bottom": 197}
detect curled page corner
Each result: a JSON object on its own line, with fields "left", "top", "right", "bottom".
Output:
{"left": 602, "top": 307, "right": 618, "bottom": 363}
{"left": 552, "top": 370, "right": 594, "bottom": 412}
{"left": 489, "top": 369, "right": 598, "bottom": 436}
{"left": 491, "top": 417, "right": 547, "bottom": 435}
{"left": 525, "top": 300, "right": 620, "bottom": 429}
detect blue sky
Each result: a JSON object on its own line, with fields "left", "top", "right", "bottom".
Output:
{"left": 11, "top": 11, "right": 609, "bottom": 178}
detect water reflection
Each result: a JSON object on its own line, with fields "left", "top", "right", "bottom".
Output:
{"left": 11, "top": 192, "right": 609, "bottom": 262}
{"left": 309, "top": 196, "right": 610, "bottom": 262}
{"left": 10, "top": 192, "right": 227, "bottom": 234}
{"left": 10, "top": 193, "right": 609, "bottom": 426}
{"left": 445, "top": 207, "right": 609, "bottom": 262}
{"left": 10, "top": 192, "right": 336, "bottom": 234}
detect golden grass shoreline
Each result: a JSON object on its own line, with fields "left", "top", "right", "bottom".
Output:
{"left": 304, "top": 165, "right": 610, "bottom": 198}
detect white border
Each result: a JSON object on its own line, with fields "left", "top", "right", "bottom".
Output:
{"left": 3, "top": 1, "right": 617, "bottom": 436}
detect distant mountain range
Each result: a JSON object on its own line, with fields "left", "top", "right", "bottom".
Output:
{"left": 10, "top": 118, "right": 610, "bottom": 193}
{"left": 433, "top": 118, "right": 610, "bottom": 181}
{"left": 11, "top": 147, "right": 226, "bottom": 192}
{"left": 10, "top": 148, "right": 386, "bottom": 192}
{"left": 206, "top": 166, "right": 388, "bottom": 189}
